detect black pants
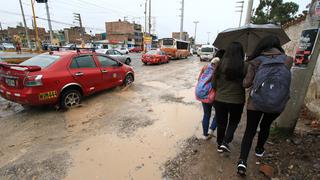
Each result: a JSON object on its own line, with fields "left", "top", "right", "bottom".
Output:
{"left": 239, "top": 110, "right": 280, "bottom": 161}
{"left": 214, "top": 101, "right": 244, "bottom": 145}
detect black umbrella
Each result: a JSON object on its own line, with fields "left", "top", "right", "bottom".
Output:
{"left": 213, "top": 24, "right": 290, "bottom": 56}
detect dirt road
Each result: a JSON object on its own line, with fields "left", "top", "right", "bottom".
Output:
{"left": 0, "top": 54, "right": 210, "bottom": 179}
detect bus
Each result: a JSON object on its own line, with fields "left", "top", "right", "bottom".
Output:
{"left": 159, "top": 38, "right": 190, "bottom": 59}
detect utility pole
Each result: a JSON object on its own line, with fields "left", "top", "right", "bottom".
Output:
{"left": 31, "top": 0, "right": 40, "bottom": 50}
{"left": 245, "top": 0, "right": 254, "bottom": 25}
{"left": 74, "top": 13, "right": 84, "bottom": 38}
{"left": 19, "top": 0, "right": 31, "bottom": 49}
{"left": 180, "top": 0, "right": 185, "bottom": 40}
{"left": 144, "top": 0, "right": 147, "bottom": 33}
{"left": 236, "top": 1, "right": 244, "bottom": 27}
{"left": 193, "top": 21, "right": 199, "bottom": 45}
{"left": 207, "top": 32, "right": 211, "bottom": 44}
{"left": 275, "top": 0, "right": 320, "bottom": 133}
{"left": 148, "top": 0, "right": 151, "bottom": 34}
{"left": 45, "top": 1, "right": 53, "bottom": 43}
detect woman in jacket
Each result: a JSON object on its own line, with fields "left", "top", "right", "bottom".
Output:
{"left": 237, "top": 35, "right": 293, "bottom": 175}
{"left": 213, "top": 42, "right": 246, "bottom": 152}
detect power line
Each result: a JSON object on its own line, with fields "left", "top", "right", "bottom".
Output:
{"left": 0, "top": 9, "right": 105, "bottom": 31}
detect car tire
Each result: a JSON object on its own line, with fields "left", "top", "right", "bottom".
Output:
{"left": 143, "top": 62, "right": 147, "bottom": 65}
{"left": 125, "top": 58, "right": 131, "bottom": 65}
{"left": 60, "top": 89, "right": 82, "bottom": 109}
{"left": 124, "top": 74, "right": 134, "bottom": 86}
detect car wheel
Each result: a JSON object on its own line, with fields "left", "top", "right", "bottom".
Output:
{"left": 60, "top": 89, "right": 82, "bottom": 109}
{"left": 125, "top": 58, "right": 131, "bottom": 65}
{"left": 143, "top": 62, "right": 147, "bottom": 65}
{"left": 124, "top": 74, "right": 134, "bottom": 86}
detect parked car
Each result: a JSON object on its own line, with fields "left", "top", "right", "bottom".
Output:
{"left": 0, "top": 50, "right": 134, "bottom": 108}
{"left": 0, "top": 43, "right": 15, "bottom": 50}
{"left": 198, "top": 45, "right": 216, "bottom": 61}
{"left": 141, "top": 50, "right": 169, "bottom": 65}
{"left": 118, "top": 47, "right": 129, "bottom": 54}
{"left": 62, "top": 43, "right": 78, "bottom": 50}
{"left": 42, "top": 43, "right": 59, "bottom": 51}
{"left": 96, "top": 49, "right": 131, "bottom": 65}
{"left": 129, "top": 47, "right": 142, "bottom": 53}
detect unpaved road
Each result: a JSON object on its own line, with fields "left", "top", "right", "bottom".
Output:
{"left": 0, "top": 54, "right": 210, "bottom": 180}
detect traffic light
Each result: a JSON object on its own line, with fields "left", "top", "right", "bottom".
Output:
{"left": 36, "top": 0, "right": 48, "bottom": 3}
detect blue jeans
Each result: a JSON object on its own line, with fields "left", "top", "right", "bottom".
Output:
{"left": 202, "top": 102, "right": 217, "bottom": 136}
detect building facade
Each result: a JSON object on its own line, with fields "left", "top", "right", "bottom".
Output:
{"left": 172, "top": 32, "right": 189, "bottom": 41}
{"left": 106, "top": 20, "right": 143, "bottom": 48}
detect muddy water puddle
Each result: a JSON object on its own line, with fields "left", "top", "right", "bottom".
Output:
{"left": 65, "top": 103, "right": 203, "bottom": 180}
{"left": 142, "top": 81, "right": 171, "bottom": 89}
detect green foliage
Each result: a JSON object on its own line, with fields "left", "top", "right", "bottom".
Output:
{"left": 252, "top": 0, "right": 299, "bottom": 25}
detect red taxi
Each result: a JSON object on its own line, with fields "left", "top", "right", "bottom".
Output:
{"left": 141, "top": 50, "right": 169, "bottom": 65}
{"left": 129, "top": 47, "right": 142, "bottom": 53}
{"left": 0, "top": 49, "right": 134, "bottom": 108}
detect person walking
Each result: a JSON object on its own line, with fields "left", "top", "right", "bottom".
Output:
{"left": 237, "top": 35, "right": 293, "bottom": 175}
{"left": 196, "top": 50, "right": 225, "bottom": 140}
{"left": 213, "top": 42, "right": 246, "bottom": 152}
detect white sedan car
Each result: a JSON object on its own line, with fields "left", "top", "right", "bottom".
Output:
{"left": 117, "top": 47, "right": 129, "bottom": 54}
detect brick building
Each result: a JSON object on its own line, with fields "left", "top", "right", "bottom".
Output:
{"left": 172, "top": 32, "right": 189, "bottom": 41}
{"left": 106, "top": 20, "right": 143, "bottom": 48}
{"left": 64, "top": 26, "right": 89, "bottom": 44}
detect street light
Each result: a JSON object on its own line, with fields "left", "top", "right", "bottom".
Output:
{"left": 207, "top": 32, "right": 211, "bottom": 44}
{"left": 193, "top": 21, "right": 199, "bottom": 45}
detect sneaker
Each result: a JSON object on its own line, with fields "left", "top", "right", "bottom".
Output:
{"left": 208, "top": 129, "right": 216, "bottom": 137}
{"left": 217, "top": 145, "right": 223, "bottom": 153}
{"left": 255, "top": 147, "right": 265, "bottom": 157}
{"left": 201, "top": 135, "right": 211, "bottom": 140}
{"left": 220, "top": 143, "right": 231, "bottom": 153}
{"left": 237, "top": 160, "right": 247, "bottom": 176}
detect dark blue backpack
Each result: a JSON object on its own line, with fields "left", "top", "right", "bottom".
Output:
{"left": 251, "top": 55, "right": 291, "bottom": 113}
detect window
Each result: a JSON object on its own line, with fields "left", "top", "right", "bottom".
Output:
{"left": 70, "top": 55, "right": 96, "bottom": 68}
{"left": 106, "top": 50, "right": 114, "bottom": 55}
{"left": 97, "top": 56, "right": 119, "bottom": 67}
{"left": 162, "top": 39, "right": 174, "bottom": 46}
{"left": 20, "top": 54, "right": 60, "bottom": 68}
{"left": 146, "top": 50, "right": 159, "bottom": 55}
{"left": 114, "top": 50, "right": 122, "bottom": 55}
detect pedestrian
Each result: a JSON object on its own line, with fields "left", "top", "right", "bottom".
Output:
{"left": 196, "top": 50, "right": 225, "bottom": 140}
{"left": 213, "top": 42, "right": 246, "bottom": 153}
{"left": 16, "top": 43, "right": 21, "bottom": 54}
{"left": 237, "top": 35, "right": 293, "bottom": 175}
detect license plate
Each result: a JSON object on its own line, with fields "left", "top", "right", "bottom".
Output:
{"left": 5, "top": 78, "right": 16, "bottom": 87}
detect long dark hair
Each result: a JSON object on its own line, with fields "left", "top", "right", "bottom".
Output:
{"left": 214, "top": 42, "right": 244, "bottom": 81}
{"left": 249, "top": 35, "right": 285, "bottom": 60}
{"left": 215, "top": 49, "right": 225, "bottom": 59}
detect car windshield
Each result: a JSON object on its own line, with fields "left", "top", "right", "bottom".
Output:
{"left": 146, "top": 50, "right": 159, "bottom": 55}
{"left": 201, "top": 47, "right": 214, "bottom": 52}
{"left": 162, "top": 39, "right": 173, "bottom": 46}
{"left": 20, "top": 54, "right": 61, "bottom": 68}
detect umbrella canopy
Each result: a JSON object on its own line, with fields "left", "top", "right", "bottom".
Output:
{"left": 213, "top": 24, "right": 290, "bottom": 56}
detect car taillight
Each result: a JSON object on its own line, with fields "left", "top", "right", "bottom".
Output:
{"left": 24, "top": 75, "right": 43, "bottom": 87}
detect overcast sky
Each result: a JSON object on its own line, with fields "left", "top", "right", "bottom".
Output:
{"left": 0, "top": 0, "right": 309, "bottom": 44}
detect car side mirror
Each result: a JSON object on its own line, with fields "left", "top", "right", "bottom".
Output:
{"left": 118, "top": 62, "right": 123, "bottom": 66}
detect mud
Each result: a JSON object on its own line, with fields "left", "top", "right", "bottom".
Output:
{"left": 0, "top": 54, "right": 209, "bottom": 179}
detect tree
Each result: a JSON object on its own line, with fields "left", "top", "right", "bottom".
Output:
{"left": 252, "top": 0, "right": 299, "bottom": 25}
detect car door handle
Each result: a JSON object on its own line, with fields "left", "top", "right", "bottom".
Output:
{"left": 75, "top": 72, "right": 84, "bottom": 76}
{"left": 101, "top": 70, "right": 108, "bottom": 73}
